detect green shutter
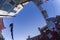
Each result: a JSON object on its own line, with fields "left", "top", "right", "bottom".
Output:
{"left": 0, "top": 34, "right": 3, "bottom": 38}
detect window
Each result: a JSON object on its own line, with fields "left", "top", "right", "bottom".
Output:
{"left": 13, "top": 0, "right": 18, "bottom": 3}
{"left": 58, "top": 30, "right": 60, "bottom": 36}
{"left": 54, "top": 21, "right": 58, "bottom": 24}
{"left": 0, "top": 0, "right": 5, "bottom": 7}
{"left": 58, "top": 22, "right": 60, "bottom": 25}
{"left": 9, "top": 0, "right": 15, "bottom": 5}
{"left": 2, "top": 3, "right": 12, "bottom": 11}
{"left": 43, "top": 30, "right": 46, "bottom": 32}
{"left": 47, "top": 33, "right": 52, "bottom": 39}
{"left": 12, "top": 10, "right": 17, "bottom": 13}
{"left": 47, "top": 20, "right": 56, "bottom": 31}
{"left": 0, "top": 0, "right": 5, "bottom": 4}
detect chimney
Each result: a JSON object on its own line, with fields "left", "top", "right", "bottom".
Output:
{"left": 38, "top": 27, "right": 42, "bottom": 33}
{"left": 41, "top": 10, "right": 48, "bottom": 19}
{"left": 27, "top": 35, "right": 31, "bottom": 40}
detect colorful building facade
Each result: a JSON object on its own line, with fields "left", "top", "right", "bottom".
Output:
{"left": 0, "top": 18, "right": 5, "bottom": 40}
{"left": 27, "top": 16, "right": 60, "bottom": 40}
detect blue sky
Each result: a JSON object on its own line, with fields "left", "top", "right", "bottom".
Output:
{"left": 2, "top": 0, "right": 60, "bottom": 40}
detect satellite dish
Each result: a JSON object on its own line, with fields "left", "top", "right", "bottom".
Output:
{"left": 0, "top": 0, "right": 29, "bottom": 18}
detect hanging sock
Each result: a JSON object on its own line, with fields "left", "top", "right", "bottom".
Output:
{"left": 9, "top": 23, "right": 14, "bottom": 40}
